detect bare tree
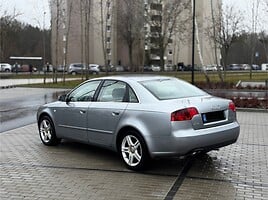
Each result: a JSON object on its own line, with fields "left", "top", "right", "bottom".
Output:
{"left": 62, "top": 0, "right": 73, "bottom": 84}
{"left": 80, "top": 0, "right": 85, "bottom": 80}
{"left": 117, "top": 0, "right": 144, "bottom": 72}
{"left": 258, "top": 0, "right": 268, "bottom": 62}
{"left": 249, "top": 0, "right": 261, "bottom": 79}
{"left": 144, "top": 0, "right": 191, "bottom": 71}
{"left": 0, "top": 7, "right": 21, "bottom": 61}
{"left": 51, "top": 0, "right": 64, "bottom": 83}
{"left": 209, "top": 4, "right": 244, "bottom": 79}
{"left": 84, "top": 0, "right": 91, "bottom": 80}
{"left": 209, "top": 0, "right": 223, "bottom": 82}
{"left": 99, "top": 0, "right": 111, "bottom": 75}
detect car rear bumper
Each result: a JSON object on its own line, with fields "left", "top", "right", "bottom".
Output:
{"left": 146, "top": 122, "right": 240, "bottom": 158}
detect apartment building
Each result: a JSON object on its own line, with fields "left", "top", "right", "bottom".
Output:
{"left": 50, "top": 0, "right": 221, "bottom": 69}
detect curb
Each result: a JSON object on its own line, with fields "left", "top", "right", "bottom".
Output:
{"left": 237, "top": 107, "right": 268, "bottom": 113}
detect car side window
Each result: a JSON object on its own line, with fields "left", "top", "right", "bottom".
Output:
{"left": 68, "top": 80, "right": 101, "bottom": 102}
{"left": 129, "top": 87, "right": 138, "bottom": 103}
{"left": 97, "top": 80, "right": 138, "bottom": 103}
{"left": 97, "top": 80, "right": 126, "bottom": 102}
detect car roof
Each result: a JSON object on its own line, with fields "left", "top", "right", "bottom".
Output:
{"left": 92, "top": 74, "right": 175, "bottom": 83}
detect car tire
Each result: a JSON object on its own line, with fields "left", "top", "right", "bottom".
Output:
{"left": 119, "top": 131, "right": 149, "bottom": 171}
{"left": 38, "top": 116, "right": 61, "bottom": 146}
{"left": 71, "top": 71, "right": 77, "bottom": 75}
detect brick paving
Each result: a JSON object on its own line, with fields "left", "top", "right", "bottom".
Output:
{"left": 0, "top": 111, "right": 267, "bottom": 199}
{"left": 174, "top": 111, "right": 268, "bottom": 200}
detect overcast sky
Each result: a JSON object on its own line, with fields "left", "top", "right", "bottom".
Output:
{"left": 0, "top": 0, "right": 50, "bottom": 29}
{"left": 0, "top": 0, "right": 267, "bottom": 32}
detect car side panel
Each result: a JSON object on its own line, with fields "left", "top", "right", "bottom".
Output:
{"left": 87, "top": 102, "right": 128, "bottom": 146}
{"left": 53, "top": 102, "right": 90, "bottom": 142}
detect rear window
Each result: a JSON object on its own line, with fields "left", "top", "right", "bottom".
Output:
{"left": 140, "top": 78, "right": 207, "bottom": 100}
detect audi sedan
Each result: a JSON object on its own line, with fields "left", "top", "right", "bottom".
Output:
{"left": 37, "top": 75, "right": 240, "bottom": 170}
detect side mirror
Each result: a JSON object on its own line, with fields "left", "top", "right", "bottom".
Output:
{"left": 58, "top": 94, "right": 67, "bottom": 102}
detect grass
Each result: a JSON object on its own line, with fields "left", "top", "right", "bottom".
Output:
{"left": 0, "top": 73, "right": 78, "bottom": 80}
{"left": 14, "top": 71, "right": 268, "bottom": 89}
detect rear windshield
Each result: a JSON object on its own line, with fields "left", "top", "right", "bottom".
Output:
{"left": 140, "top": 78, "right": 207, "bottom": 100}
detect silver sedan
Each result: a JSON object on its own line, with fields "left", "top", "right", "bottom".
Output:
{"left": 37, "top": 75, "right": 240, "bottom": 170}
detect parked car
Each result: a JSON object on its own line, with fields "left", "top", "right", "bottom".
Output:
{"left": 183, "top": 65, "right": 200, "bottom": 71}
{"left": 227, "top": 64, "right": 242, "bottom": 70}
{"left": 242, "top": 64, "right": 251, "bottom": 70}
{"left": 0, "top": 63, "right": 12, "bottom": 72}
{"left": 261, "top": 63, "right": 268, "bottom": 71}
{"left": 12, "top": 64, "right": 37, "bottom": 72}
{"left": 164, "top": 64, "right": 174, "bottom": 71}
{"left": 68, "top": 63, "right": 85, "bottom": 75}
{"left": 203, "top": 65, "right": 217, "bottom": 71}
{"left": 151, "top": 65, "right": 161, "bottom": 72}
{"left": 143, "top": 65, "right": 152, "bottom": 72}
{"left": 100, "top": 65, "right": 111, "bottom": 72}
{"left": 68, "top": 63, "right": 100, "bottom": 75}
{"left": 251, "top": 64, "right": 261, "bottom": 70}
{"left": 89, "top": 64, "right": 100, "bottom": 74}
{"left": 37, "top": 75, "right": 240, "bottom": 171}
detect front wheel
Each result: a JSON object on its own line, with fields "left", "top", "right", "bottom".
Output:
{"left": 38, "top": 116, "right": 61, "bottom": 146}
{"left": 119, "top": 131, "right": 149, "bottom": 171}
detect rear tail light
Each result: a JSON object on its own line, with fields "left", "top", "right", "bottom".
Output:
{"left": 229, "top": 102, "right": 236, "bottom": 112}
{"left": 171, "top": 107, "right": 199, "bottom": 121}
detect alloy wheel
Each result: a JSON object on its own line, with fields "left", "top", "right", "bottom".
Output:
{"left": 40, "top": 119, "right": 52, "bottom": 143}
{"left": 121, "top": 135, "right": 142, "bottom": 167}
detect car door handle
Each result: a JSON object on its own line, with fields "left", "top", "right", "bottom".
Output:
{"left": 112, "top": 111, "right": 120, "bottom": 116}
{"left": 80, "top": 110, "right": 86, "bottom": 114}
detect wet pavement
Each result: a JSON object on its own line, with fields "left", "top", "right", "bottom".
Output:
{"left": 0, "top": 111, "right": 267, "bottom": 199}
{"left": 0, "top": 88, "right": 68, "bottom": 132}
{"left": 0, "top": 78, "right": 79, "bottom": 88}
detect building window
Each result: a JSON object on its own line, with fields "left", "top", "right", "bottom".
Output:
{"left": 107, "top": 14, "right": 111, "bottom": 20}
{"left": 107, "top": 37, "right": 111, "bottom": 42}
{"left": 168, "top": 60, "right": 172, "bottom": 64}
{"left": 107, "top": 48, "right": 111, "bottom": 55}
{"left": 168, "top": 50, "right": 172, "bottom": 55}
{"left": 63, "top": 35, "right": 66, "bottom": 41}
{"left": 150, "top": 3, "right": 162, "bottom": 11}
{"left": 107, "top": 25, "right": 111, "bottom": 31}
{"left": 108, "top": 60, "right": 111, "bottom": 65}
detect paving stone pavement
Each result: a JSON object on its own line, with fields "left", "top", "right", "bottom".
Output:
{"left": 0, "top": 111, "right": 267, "bottom": 200}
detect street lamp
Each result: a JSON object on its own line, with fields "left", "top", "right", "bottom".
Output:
{"left": 191, "top": 0, "right": 196, "bottom": 85}
{"left": 43, "top": 11, "right": 46, "bottom": 65}
{"left": 43, "top": 11, "right": 46, "bottom": 84}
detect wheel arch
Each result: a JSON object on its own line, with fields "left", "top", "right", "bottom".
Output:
{"left": 115, "top": 126, "right": 150, "bottom": 157}
{"left": 37, "top": 110, "right": 54, "bottom": 126}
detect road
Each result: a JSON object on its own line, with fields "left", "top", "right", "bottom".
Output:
{"left": 0, "top": 87, "right": 68, "bottom": 132}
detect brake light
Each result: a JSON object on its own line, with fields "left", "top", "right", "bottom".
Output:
{"left": 171, "top": 107, "right": 199, "bottom": 121}
{"left": 229, "top": 102, "right": 236, "bottom": 112}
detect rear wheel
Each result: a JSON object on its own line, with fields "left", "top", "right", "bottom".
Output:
{"left": 38, "top": 116, "right": 61, "bottom": 146}
{"left": 119, "top": 131, "right": 149, "bottom": 171}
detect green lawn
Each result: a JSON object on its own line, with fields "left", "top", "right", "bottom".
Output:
{"left": 15, "top": 71, "right": 268, "bottom": 89}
